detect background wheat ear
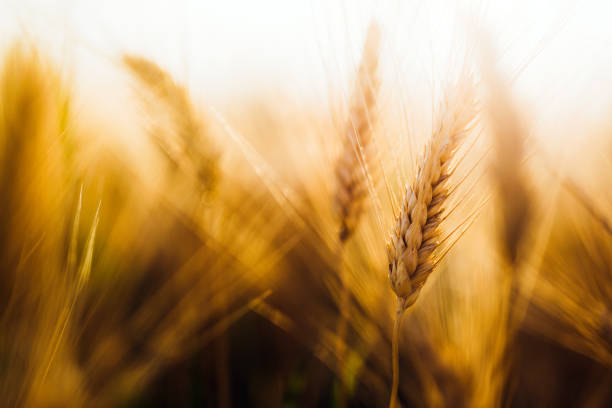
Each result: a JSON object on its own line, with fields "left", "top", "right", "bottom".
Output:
{"left": 122, "top": 54, "right": 219, "bottom": 196}
{"left": 331, "top": 20, "right": 382, "bottom": 407}
{"left": 335, "top": 21, "right": 381, "bottom": 242}
{"left": 0, "top": 42, "right": 91, "bottom": 406}
{"left": 386, "top": 77, "right": 477, "bottom": 408}
{"left": 478, "top": 42, "right": 533, "bottom": 270}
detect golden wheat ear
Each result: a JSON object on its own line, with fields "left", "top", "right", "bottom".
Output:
{"left": 0, "top": 43, "right": 91, "bottom": 406}
{"left": 478, "top": 42, "right": 533, "bottom": 269}
{"left": 335, "top": 21, "right": 381, "bottom": 242}
{"left": 388, "top": 79, "right": 477, "bottom": 312}
{"left": 386, "top": 77, "right": 477, "bottom": 408}
{"left": 122, "top": 54, "right": 219, "bottom": 195}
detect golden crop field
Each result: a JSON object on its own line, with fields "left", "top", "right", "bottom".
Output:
{"left": 0, "top": 1, "right": 611, "bottom": 406}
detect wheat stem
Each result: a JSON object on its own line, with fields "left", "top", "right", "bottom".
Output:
{"left": 389, "top": 305, "right": 403, "bottom": 408}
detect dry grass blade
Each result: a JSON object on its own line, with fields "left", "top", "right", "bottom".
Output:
{"left": 43, "top": 197, "right": 101, "bottom": 385}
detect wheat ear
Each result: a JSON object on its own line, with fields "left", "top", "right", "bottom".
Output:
{"left": 386, "top": 79, "right": 476, "bottom": 408}
{"left": 333, "top": 22, "right": 380, "bottom": 406}
{"left": 123, "top": 55, "right": 219, "bottom": 194}
{"left": 480, "top": 55, "right": 531, "bottom": 268}
{"left": 335, "top": 22, "right": 381, "bottom": 242}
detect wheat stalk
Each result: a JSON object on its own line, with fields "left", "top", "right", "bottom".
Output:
{"left": 477, "top": 42, "right": 536, "bottom": 366}
{"left": 386, "top": 78, "right": 476, "bottom": 408}
{"left": 333, "top": 21, "right": 380, "bottom": 406}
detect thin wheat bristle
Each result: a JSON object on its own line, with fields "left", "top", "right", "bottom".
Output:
{"left": 335, "top": 22, "right": 381, "bottom": 242}
{"left": 387, "top": 80, "right": 476, "bottom": 311}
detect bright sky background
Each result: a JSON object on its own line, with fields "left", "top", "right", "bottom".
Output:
{"left": 1, "top": 0, "right": 611, "bottom": 139}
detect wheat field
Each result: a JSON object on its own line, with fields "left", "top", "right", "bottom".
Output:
{"left": 0, "top": 1, "right": 611, "bottom": 407}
